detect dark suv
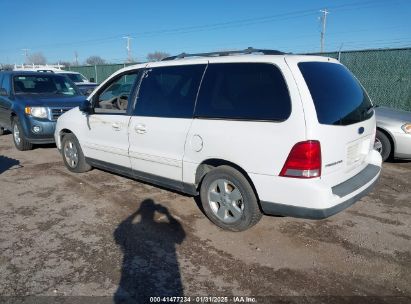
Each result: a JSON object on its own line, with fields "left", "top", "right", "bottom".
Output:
{"left": 0, "top": 71, "right": 86, "bottom": 150}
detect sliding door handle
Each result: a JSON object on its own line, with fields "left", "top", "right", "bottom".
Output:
{"left": 135, "top": 124, "right": 147, "bottom": 134}
{"left": 112, "top": 122, "right": 121, "bottom": 131}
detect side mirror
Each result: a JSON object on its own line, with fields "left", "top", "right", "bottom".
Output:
{"left": 79, "top": 100, "right": 92, "bottom": 113}
{"left": 0, "top": 88, "right": 8, "bottom": 96}
{"left": 84, "top": 88, "right": 94, "bottom": 96}
{"left": 89, "top": 78, "right": 95, "bottom": 83}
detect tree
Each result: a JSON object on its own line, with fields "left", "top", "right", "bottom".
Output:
{"left": 27, "top": 52, "right": 47, "bottom": 65}
{"left": 85, "top": 56, "right": 106, "bottom": 65}
{"left": 0, "top": 64, "right": 13, "bottom": 71}
{"left": 146, "top": 51, "right": 170, "bottom": 62}
{"left": 58, "top": 61, "right": 71, "bottom": 68}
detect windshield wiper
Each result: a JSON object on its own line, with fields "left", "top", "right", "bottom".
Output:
{"left": 363, "top": 104, "right": 376, "bottom": 115}
{"left": 50, "top": 90, "right": 69, "bottom": 95}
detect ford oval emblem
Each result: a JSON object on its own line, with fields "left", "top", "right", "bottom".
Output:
{"left": 358, "top": 127, "right": 365, "bottom": 135}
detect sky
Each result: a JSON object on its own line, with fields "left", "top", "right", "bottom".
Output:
{"left": 0, "top": 0, "right": 410, "bottom": 65}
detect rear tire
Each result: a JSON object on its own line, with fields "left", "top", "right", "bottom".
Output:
{"left": 200, "top": 165, "right": 262, "bottom": 231}
{"left": 12, "top": 118, "right": 33, "bottom": 151}
{"left": 61, "top": 133, "right": 91, "bottom": 173}
{"left": 375, "top": 130, "right": 391, "bottom": 161}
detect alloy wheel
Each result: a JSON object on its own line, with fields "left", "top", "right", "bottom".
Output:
{"left": 13, "top": 124, "right": 21, "bottom": 145}
{"left": 374, "top": 138, "right": 383, "bottom": 154}
{"left": 207, "top": 179, "right": 244, "bottom": 223}
{"left": 64, "top": 140, "right": 79, "bottom": 168}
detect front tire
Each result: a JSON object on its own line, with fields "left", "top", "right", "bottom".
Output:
{"left": 200, "top": 165, "right": 262, "bottom": 231}
{"left": 61, "top": 133, "right": 91, "bottom": 173}
{"left": 12, "top": 118, "right": 33, "bottom": 151}
{"left": 375, "top": 130, "right": 391, "bottom": 161}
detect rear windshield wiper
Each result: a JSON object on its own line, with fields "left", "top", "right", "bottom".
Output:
{"left": 363, "top": 104, "right": 376, "bottom": 115}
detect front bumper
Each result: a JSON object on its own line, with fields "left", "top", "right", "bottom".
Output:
{"left": 21, "top": 115, "right": 57, "bottom": 143}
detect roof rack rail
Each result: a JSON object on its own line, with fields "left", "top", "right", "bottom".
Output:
{"left": 162, "top": 47, "right": 285, "bottom": 61}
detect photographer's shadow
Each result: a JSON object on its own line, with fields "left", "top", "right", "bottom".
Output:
{"left": 114, "top": 199, "right": 186, "bottom": 303}
{"left": 0, "top": 155, "right": 21, "bottom": 174}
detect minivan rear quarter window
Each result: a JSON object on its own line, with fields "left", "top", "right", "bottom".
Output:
{"left": 195, "top": 63, "right": 291, "bottom": 121}
{"left": 298, "top": 62, "right": 373, "bottom": 125}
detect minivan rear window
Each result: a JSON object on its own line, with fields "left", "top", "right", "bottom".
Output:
{"left": 195, "top": 63, "right": 291, "bottom": 121}
{"left": 298, "top": 62, "right": 373, "bottom": 126}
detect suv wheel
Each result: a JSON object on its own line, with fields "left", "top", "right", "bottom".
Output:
{"left": 200, "top": 165, "right": 262, "bottom": 231}
{"left": 12, "top": 118, "right": 33, "bottom": 151}
{"left": 374, "top": 130, "right": 391, "bottom": 161}
{"left": 61, "top": 133, "right": 91, "bottom": 173}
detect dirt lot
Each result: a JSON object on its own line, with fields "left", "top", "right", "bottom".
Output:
{"left": 0, "top": 133, "right": 410, "bottom": 303}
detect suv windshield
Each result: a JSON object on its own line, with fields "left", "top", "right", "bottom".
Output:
{"left": 13, "top": 74, "right": 80, "bottom": 96}
{"left": 62, "top": 73, "right": 86, "bottom": 83}
{"left": 298, "top": 62, "right": 373, "bottom": 126}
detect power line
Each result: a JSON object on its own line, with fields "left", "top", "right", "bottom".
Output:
{"left": 0, "top": 0, "right": 396, "bottom": 53}
{"left": 126, "top": 0, "right": 392, "bottom": 38}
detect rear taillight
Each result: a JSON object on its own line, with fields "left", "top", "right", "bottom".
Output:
{"left": 279, "top": 140, "right": 321, "bottom": 178}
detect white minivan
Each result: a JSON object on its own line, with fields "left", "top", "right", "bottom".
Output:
{"left": 54, "top": 49, "right": 382, "bottom": 231}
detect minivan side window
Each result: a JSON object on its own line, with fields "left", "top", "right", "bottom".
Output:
{"left": 134, "top": 64, "right": 206, "bottom": 118}
{"left": 94, "top": 71, "right": 141, "bottom": 114}
{"left": 195, "top": 63, "right": 291, "bottom": 121}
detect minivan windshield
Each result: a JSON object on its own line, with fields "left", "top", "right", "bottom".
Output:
{"left": 13, "top": 74, "right": 80, "bottom": 96}
{"left": 298, "top": 62, "right": 373, "bottom": 126}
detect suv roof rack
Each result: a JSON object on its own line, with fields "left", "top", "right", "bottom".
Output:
{"left": 13, "top": 64, "right": 64, "bottom": 71}
{"left": 162, "top": 47, "right": 286, "bottom": 61}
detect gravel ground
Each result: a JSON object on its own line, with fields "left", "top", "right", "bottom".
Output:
{"left": 0, "top": 133, "right": 410, "bottom": 303}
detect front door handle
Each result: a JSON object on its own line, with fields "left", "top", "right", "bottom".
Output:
{"left": 135, "top": 124, "right": 147, "bottom": 134}
{"left": 112, "top": 122, "right": 121, "bottom": 131}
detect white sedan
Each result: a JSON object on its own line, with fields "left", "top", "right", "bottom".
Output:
{"left": 375, "top": 106, "right": 411, "bottom": 161}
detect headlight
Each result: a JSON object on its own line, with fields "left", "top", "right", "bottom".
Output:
{"left": 25, "top": 107, "right": 48, "bottom": 119}
{"left": 402, "top": 123, "right": 411, "bottom": 134}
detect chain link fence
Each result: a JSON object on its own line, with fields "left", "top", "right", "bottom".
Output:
{"left": 66, "top": 47, "right": 411, "bottom": 111}
{"left": 312, "top": 48, "right": 411, "bottom": 111}
{"left": 65, "top": 63, "right": 136, "bottom": 84}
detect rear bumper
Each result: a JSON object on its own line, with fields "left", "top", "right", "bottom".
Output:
{"left": 252, "top": 150, "right": 382, "bottom": 219}
{"left": 260, "top": 165, "right": 380, "bottom": 219}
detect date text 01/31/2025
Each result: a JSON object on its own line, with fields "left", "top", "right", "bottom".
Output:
{"left": 149, "top": 296, "right": 257, "bottom": 303}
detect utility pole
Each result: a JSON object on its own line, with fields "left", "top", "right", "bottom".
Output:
{"left": 320, "top": 9, "right": 329, "bottom": 53}
{"left": 74, "top": 51, "right": 79, "bottom": 66}
{"left": 338, "top": 43, "right": 344, "bottom": 61}
{"left": 22, "top": 48, "right": 30, "bottom": 64}
{"left": 123, "top": 36, "right": 133, "bottom": 63}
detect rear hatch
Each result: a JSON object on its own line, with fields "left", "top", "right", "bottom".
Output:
{"left": 286, "top": 57, "right": 376, "bottom": 187}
